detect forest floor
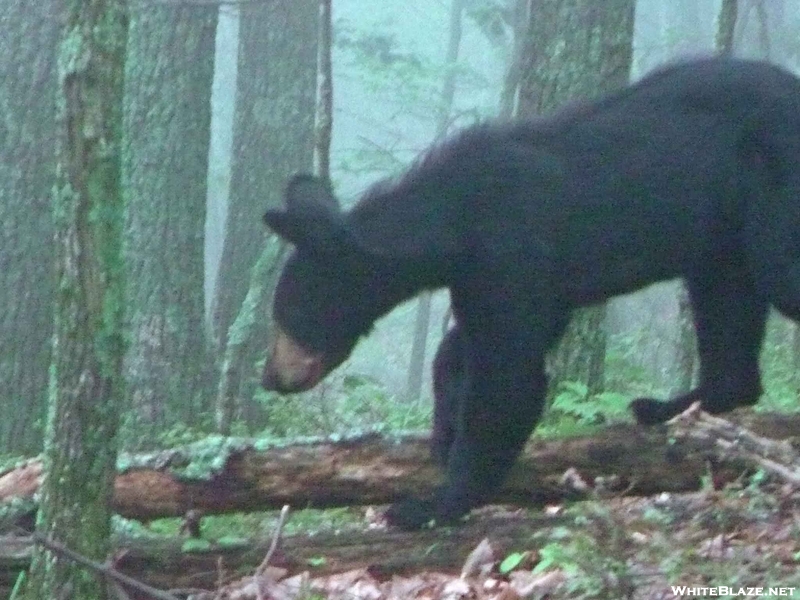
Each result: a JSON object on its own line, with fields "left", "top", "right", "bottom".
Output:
{"left": 215, "top": 479, "right": 800, "bottom": 600}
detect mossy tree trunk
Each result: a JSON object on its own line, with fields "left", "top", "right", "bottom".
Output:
{"left": 216, "top": 238, "right": 286, "bottom": 434}
{"left": 122, "top": 3, "right": 216, "bottom": 441}
{"left": 0, "top": 1, "right": 59, "bottom": 456}
{"left": 23, "top": 1, "right": 128, "bottom": 598}
{"left": 212, "top": 0, "right": 318, "bottom": 431}
{"left": 514, "top": 0, "right": 635, "bottom": 398}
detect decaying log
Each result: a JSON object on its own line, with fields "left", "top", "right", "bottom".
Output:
{"left": 2, "top": 412, "right": 800, "bottom": 523}
{"left": 2, "top": 512, "right": 567, "bottom": 597}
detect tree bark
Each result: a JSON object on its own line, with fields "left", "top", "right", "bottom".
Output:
{"left": 314, "top": 0, "right": 333, "bottom": 181}
{"left": 23, "top": 1, "right": 129, "bottom": 597}
{"left": 211, "top": 0, "right": 318, "bottom": 427}
{"left": 753, "top": 0, "right": 770, "bottom": 59}
{"left": 6, "top": 412, "right": 800, "bottom": 523}
{"left": 0, "top": 1, "right": 59, "bottom": 456}
{"left": 499, "top": 0, "right": 530, "bottom": 120}
{"left": 673, "top": 284, "right": 697, "bottom": 395}
{"left": 123, "top": 2, "right": 217, "bottom": 440}
{"left": 211, "top": 0, "right": 317, "bottom": 351}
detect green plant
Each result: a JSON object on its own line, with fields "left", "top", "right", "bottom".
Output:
{"left": 549, "top": 381, "right": 631, "bottom": 425}
{"left": 255, "top": 374, "right": 431, "bottom": 439}
{"left": 533, "top": 505, "right": 634, "bottom": 599}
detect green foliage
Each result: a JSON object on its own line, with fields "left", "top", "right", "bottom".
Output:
{"left": 0, "top": 455, "right": 31, "bottom": 475}
{"left": 533, "top": 505, "right": 633, "bottom": 599}
{"left": 538, "top": 328, "right": 672, "bottom": 434}
{"left": 145, "top": 507, "right": 364, "bottom": 541}
{"left": 118, "top": 410, "right": 217, "bottom": 451}
{"left": 10, "top": 570, "right": 26, "bottom": 600}
{"left": 181, "top": 538, "right": 211, "bottom": 552}
{"left": 603, "top": 330, "right": 669, "bottom": 399}
{"left": 255, "top": 374, "right": 431, "bottom": 439}
{"left": 499, "top": 551, "right": 527, "bottom": 574}
{"left": 282, "top": 507, "right": 366, "bottom": 535}
{"left": 306, "top": 556, "right": 327, "bottom": 568}
{"left": 548, "top": 381, "right": 631, "bottom": 426}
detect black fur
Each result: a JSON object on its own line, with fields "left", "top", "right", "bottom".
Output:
{"left": 263, "top": 58, "right": 800, "bottom": 529}
{"left": 431, "top": 325, "right": 466, "bottom": 467}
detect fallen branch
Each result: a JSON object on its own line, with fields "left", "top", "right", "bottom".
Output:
{"left": 670, "top": 404, "right": 800, "bottom": 484}
{"left": 31, "top": 533, "right": 179, "bottom": 600}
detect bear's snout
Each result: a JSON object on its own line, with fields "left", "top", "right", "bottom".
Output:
{"left": 262, "top": 330, "right": 325, "bottom": 393}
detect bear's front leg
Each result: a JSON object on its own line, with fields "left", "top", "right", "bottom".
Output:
{"left": 387, "top": 326, "right": 552, "bottom": 530}
{"left": 431, "top": 325, "right": 467, "bottom": 467}
{"left": 434, "top": 350, "right": 549, "bottom": 525}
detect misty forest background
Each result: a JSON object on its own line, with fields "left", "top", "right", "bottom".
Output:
{"left": 2, "top": 0, "right": 800, "bottom": 461}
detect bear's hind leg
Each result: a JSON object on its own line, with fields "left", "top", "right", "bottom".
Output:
{"left": 632, "top": 266, "right": 767, "bottom": 425}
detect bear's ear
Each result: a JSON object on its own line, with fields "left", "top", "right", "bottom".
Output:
{"left": 284, "top": 174, "right": 340, "bottom": 214}
{"left": 263, "top": 174, "right": 345, "bottom": 254}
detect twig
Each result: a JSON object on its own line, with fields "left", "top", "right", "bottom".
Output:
{"left": 31, "top": 533, "right": 180, "bottom": 600}
{"left": 256, "top": 504, "right": 290, "bottom": 576}
{"left": 670, "top": 403, "right": 800, "bottom": 484}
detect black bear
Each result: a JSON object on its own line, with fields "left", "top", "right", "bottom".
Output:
{"left": 431, "top": 325, "right": 465, "bottom": 468}
{"left": 261, "top": 58, "right": 800, "bottom": 530}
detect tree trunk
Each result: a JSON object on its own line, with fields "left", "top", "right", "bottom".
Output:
{"left": 515, "top": 0, "right": 636, "bottom": 398}
{"left": 753, "top": 0, "right": 770, "bottom": 59}
{"left": 793, "top": 323, "right": 800, "bottom": 397}
{"left": 499, "top": 0, "right": 530, "bottom": 120}
{"left": 22, "top": 1, "right": 128, "bottom": 598}
{"left": 0, "top": 1, "right": 59, "bottom": 456}
{"left": 211, "top": 0, "right": 317, "bottom": 352}
{"left": 211, "top": 0, "right": 318, "bottom": 427}
{"left": 716, "top": 0, "right": 739, "bottom": 54}
{"left": 123, "top": 3, "right": 217, "bottom": 442}
{"left": 406, "top": 294, "right": 433, "bottom": 401}
{"left": 673, "top": 284, "right": 697, "bottom": 395}
{"left": 215, "top": 238, "right": 286, "bottom": 434}
{"left": 314, "top": 0, "right": 333, "bottom": 181}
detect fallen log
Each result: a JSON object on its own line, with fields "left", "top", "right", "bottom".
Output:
{"left": 1, "top": 412, "right": 799, "bottom": 523}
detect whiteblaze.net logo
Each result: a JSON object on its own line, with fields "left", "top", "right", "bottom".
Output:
{"left": 671, "top": 587, "right": 796, "bottom": 597}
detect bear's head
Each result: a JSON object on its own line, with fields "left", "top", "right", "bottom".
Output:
{"left": 263, "top": 170, "right": 460, "bottom": 393}
{"left": 261, "top": 175, "right": 386, "bottom": 393}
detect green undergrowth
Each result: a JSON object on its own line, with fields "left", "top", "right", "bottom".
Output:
{"left": 128, "top": 506, "right": 367, "bottom": 542}
{"left": 510, "top": 471, "right": 800, "bottom": 598}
